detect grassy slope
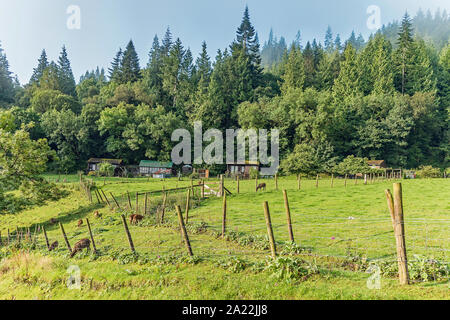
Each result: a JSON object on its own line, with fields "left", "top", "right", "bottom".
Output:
{"left": 0, "top": 177, "right": 448, "bottom": 300}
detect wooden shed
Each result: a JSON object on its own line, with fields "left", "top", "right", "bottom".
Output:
{"left": 227, "top": 161, "right": 260, "bottom": 179}
{"left": 367, "top": 160, "right": 387, "bottom": 169}
{"left": 87, "top": 158, "right": 124, "bottom": 175}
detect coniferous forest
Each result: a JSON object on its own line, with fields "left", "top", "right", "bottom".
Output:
{"left": 0, "top": 7, "right": 449, "bottom": 174}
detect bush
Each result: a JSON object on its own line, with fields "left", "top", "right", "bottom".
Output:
{"left": 99, "top": 162, "right": 114, "bottom": 177}
{"left": 415, "top": 165, "right": 441, "bottom": 178}
{"left": 249, "top": 168, "right": 260, "bottom": 179}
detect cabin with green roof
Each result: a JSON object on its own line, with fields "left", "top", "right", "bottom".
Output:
{"left": 139, "top": 160, "right": 174, "bottom": 178}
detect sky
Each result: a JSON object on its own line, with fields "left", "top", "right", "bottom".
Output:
{"left": 0, "top": 0, "right": 449, "bottom": 84}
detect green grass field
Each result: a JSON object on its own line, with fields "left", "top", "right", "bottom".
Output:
{"left": 0, "top": 175, "right": 448, "bottom": 300}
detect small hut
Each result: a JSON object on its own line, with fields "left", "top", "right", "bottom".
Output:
{"left": 87, "top": 158, "right": 124, "bottom": 176}
{"left": 227, "top": 161, "right": 260, "bottom": 179}
{"left": 139, "top": 161, "right": 174, "bottom": 178}
{"left": 367, "top": 160, "right": 387, "bottom": 169}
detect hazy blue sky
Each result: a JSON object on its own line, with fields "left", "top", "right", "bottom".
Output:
{"left": 0, "top": 0, "right": 448, "bottom": 84}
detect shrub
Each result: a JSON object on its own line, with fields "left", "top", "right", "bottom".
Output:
{"left": 264, "top": 257, "right": 319, "bottom": 281}
{"left": 415, "top": 165, "right": 441, "bottom": 178}
{"left": 99, "top": 162, "right": 114, "bottom": 177}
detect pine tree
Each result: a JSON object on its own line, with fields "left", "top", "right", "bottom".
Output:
{"left": 234, "top": 6, "right": 262, "bottom": 77}
{"left": 120, "top": 40, "right": 141, "bottom": 83}
{"left": 357, "top": 33, "right": 394, "bottom": 95}
{"left": 335, "top": 34, "right": 343, "bottom": 52}
{"left": 195, "top": 41, "right": 212, "bottom": 87}
{"left": 395, "top": 12, "right": 414, "bottom": 94}
{"left": 303, "top": 42, "right": 315, "bottom": 88}
{"left": 161, "top": 27, "right": 173, "bottom": 56}
{"left": 325, "top": 26, "right": 334, "bottom": 52}
{"left": 333, "top": 44, "right": 360, "bottom": 100}
{"left": 281, "top": 44, "right": 305, "bottom": 92}
{"left": 30, "top": 49, "right": 49, "bottom": 85}
{"left": 57, "top": 46, "right": 76, "bottom": 96}
{"left": 0, "top": 42, "right": 15, "bottom": 107}
{"left": 109, "top": 48, "right": 123, "bottom": 82}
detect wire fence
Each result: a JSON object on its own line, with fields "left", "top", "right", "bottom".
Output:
{"left": 1, "top": 177, "right": 449, "bottom": 285}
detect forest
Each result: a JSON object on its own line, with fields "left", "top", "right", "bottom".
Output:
{"left": 0, "top": 7, "right": 449, "bottom": 176}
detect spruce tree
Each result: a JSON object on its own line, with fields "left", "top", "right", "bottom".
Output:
{"left": 395, "top": 12, "right": 414, "bottom": 94}
{"left": 333, "top": 44, "right": 360, "bottom": 100}
{"left": 324, "top": 26, "right": 334, "bottom": 52}
{"left": 109, "top": 48, "right": 123, "bottom": 82}
{"left": 30, "top": 49, "right": 49, "bottom": 85}
{"left": 57, "top": 46, "right": 76, "bottom": 96}
{"left": 0, "top": 42, "right": 15, "bottom": 107}
{"left": 335, "top": 34, "right": 343, "bottom": 52}
{"left": 161, "top": 27, "right": 173, "bottom": 56}
{"left": 281, "top": 44, "right": 305, "bottom": 92}
{"left": 120, "top": 40, "right": 141, "bottom": 83}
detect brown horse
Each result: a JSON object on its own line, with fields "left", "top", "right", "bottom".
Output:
{"left": 256, "top": 183, "right": 267, "bottom": 192}
{"left": 129, "top": 214, "right": 144, "bottom": 225}
{"left": 70, "top": 239, "right": 91, "bottom": 258}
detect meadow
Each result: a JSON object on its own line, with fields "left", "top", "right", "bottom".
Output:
{"left": 0, "top": 175, "right": 448, "bottom": 300}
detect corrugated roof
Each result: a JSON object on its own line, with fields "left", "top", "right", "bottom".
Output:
{"left": 139, "top": 160, "right": 173, "bottom": 168}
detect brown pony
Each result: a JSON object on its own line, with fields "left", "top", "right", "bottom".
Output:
{"left": 129, "top": 214, "right": 144, "bottom": 225}
{"left": 256, "top": 183, "right": 267, "bottom": 192}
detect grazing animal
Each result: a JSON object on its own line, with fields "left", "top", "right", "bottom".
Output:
{"left": 94, "top": 211, "right": 102, "bottom": 218}
{"left": 49, "top": 241, "right": 59, "bottom": 251}
{"left": 256, "top": 183, "right": 267, "bottom": 192}
{"left": 77, "top": 219, "right": 83, "bottom": 227}
{"left": 129, "top": 214, "right": 144, "bottom": 225}
{"left": 50, "top": 218, "right": 58, "bottom": 225}
{"left": 70, "top": 239, "right": 91, "bottom": 258}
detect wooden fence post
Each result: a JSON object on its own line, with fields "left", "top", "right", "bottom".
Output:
{"left": 222, "top": 193, "right": 227, "bottom": 238}
{"left": 220, "top": 175, "right": 224, "bottom": 197}
{"left": 144, "top": 193, "right": 148, "bottom": 215}
{"left": 94, "top": 189, "right": 100, "bottom": 204}
{"left": 175, "top": 205, "right": 194, "bottom": 256}
{"left": 127, "top": 191, "right": 132, "bottom": 210}
{"left": 331, "top": 174, "right": 334, "bottom": 188}
{"left": 316, "top": 174, "right": 319, "bottom": 188}
{"left": 385, "top": 184, "right": 409, "bottom": 285}
{"left": 275, "top": 174, "right": 278, "bottom": 191}
{"left": 7, "top": 229, "right": 10, "bottom": 245}
{"left": 160, "top": 192, "right": 167, "bottom": 224}
{"left": 100, "top": 190, "right": 111, "bottom": 207}
{"left": 255, "top": 177, "right": 259, "bottom": 192}
{"left": 42, "top": 226, "right": 49, "bottom": 250}
{"left": 344, "top": 174, "right": 348, "bottom": 188}
{"left": 201, "top": 180, "right": 205, "bottom": 198}
{"left": 110, "top": 192, "right": 121, "bottom": 210}
{"left": 135, "top": 192, "right": 139, "bottom": 214}
{"left": 263, "top": 201, "right": 277, "bottom": 259}
{"left": 59, "top": 222, "right": 72, "bottom": 253}
{"left": 237, "top": 176, "right": 240, "bottom": 194}
{"left": 96, "top": 189, "right": 104, "bottom": 203}
{"left": 297, "top": 174, "right": 301, "bottom": 190}
{"left": 185, "top": 189, "right": 191, "bottom": 224}
{"left": 86, "top": 218, "right": 97, "bottom": 254}
{"left": 121, "top": 215, "right": 135, "bottom": 253}
{"left": 0, "top": 231, "right": 2, "bottom": 246}
{"left": 283, "top": 190, "right": 295, "bottom": 243}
